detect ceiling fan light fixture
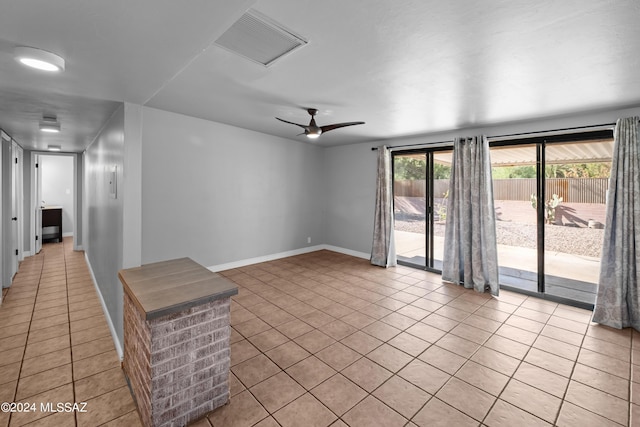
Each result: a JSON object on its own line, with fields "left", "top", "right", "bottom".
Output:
{"left": 39, "top": 116, "right": 61, "bottom": 133}
{"left": 276, "top": 108, "right": 365, "bottom": 140}
{"left": 14, "top": 46, "right": 65, "bottom": 72}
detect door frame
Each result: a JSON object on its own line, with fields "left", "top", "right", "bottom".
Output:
{"left": 13, "top": 141, "right": 24, "bottom": 263}
{"left": 30, "top": 151, "right": 82, "bottom": 254}
{"left": 1, "top": 132, "right": 20, "bottom": 289}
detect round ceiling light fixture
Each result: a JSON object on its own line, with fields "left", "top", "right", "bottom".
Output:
{"left": 14, "top": 46, "right": 65, "bottom": 72}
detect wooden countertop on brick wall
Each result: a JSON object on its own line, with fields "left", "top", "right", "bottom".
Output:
{"left": 118, "top": 257, "right": 238, "bottom": 320}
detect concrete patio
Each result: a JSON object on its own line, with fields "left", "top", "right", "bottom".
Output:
{"left": 395, "top": 230, "right": 600, "bottom": 303}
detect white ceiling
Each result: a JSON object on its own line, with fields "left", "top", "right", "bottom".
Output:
{"left": 1, "top": 0, "right": 639, "bottom": 152}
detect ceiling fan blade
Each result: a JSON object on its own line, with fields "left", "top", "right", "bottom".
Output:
{"left": 276, "top": 117, "right": 307, "bottom": 129}
{"left": 320, "top": 121, "right": 365, "bottom": 133}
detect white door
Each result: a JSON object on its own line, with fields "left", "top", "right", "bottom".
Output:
{"left": 14, "top": 143, "right": 24, "bottom": 261}
{"left": 34, "top": 154, "right": 42, "bottom": 254}
{"left": 1, "top": 135, "right": 15, "bottom": 288}
{"left": 9, "top": 142, "right": 19, "bottom": 278}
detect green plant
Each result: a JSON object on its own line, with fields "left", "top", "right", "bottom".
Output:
{"left": 531, "top": 193, "right": 563, "bottom": 224}
{"left": 436, "top": 190, "right": 449, "bottom": 222}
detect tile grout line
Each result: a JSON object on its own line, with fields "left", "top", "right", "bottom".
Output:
{"left": 551, "top": 316, "right": 589, "bottom": 427}
{"left": 200, "top": 254, "right": 631, "bottom": 426}
{"left": 62, "top": 239, "right": 80, "bottom": 427}
{"left": 236, "top": 268, "right": 485, "bottom": 425}
{"left": 62, "top": 239, "right": 123, "bottom": 426}
{"left": 483, "top": 298, "right": 570, "bottom": 426}
{"left": 233, "top": 274, "right": 499, "bottom": 425}
{"left": 233, "top": 266, "right": 608, "bottom": 426}
{"left": 229, "top": 269, "right": 410, "bottom": 425}
{"left": 9, "top": 251, "right": 44, "bottom": 427}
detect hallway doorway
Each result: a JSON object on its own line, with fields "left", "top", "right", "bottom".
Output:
{"left": 30, "top": 152, "right": 82, "bottom": 255}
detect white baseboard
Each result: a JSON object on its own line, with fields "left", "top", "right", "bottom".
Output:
{"left": 207, "top": 245, "right": 325, "bottom": 272}
{"left": 78, "top": 244, "right": 369, "bottom": 359}
{"left": 207, "top": 244, "right": 370, "bottom": 272}
{"left": 22, "top": 251, "right": 32, "bottom": 258}
{"left": 84, "top": 253, "right": 124, "bottom": 360}
{"left": 320, "top": 245, "right": 370, "bottom": 260}
{"left": 63, "top": 232, "right": 74, "bottom": 237}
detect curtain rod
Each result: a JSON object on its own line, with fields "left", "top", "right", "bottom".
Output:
{"left": 370, "top": 141, "right": 451, "bottom": 151}
{"left": 488, "top": 123, "right": 615, "bottom": 142}
{"left": 371, "top": 122, "right": 616, "bottom": 151}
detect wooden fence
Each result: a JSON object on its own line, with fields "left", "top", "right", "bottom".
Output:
{"left": 395, "top": 178, "right": 608, "bottom": 203}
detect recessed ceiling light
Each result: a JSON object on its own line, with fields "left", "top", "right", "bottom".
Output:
{"left": 40, "top": 116, "right": 61, "bottom": 133}
{"left": 14, "top": 46, "right": 65, "bottom": 72}
{"left": 47, "top": 145, "right": 61, "bottom": 151}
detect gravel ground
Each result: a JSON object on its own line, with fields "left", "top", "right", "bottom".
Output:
{"left": 395, "top": 218, "right": 604, "bottom": 258}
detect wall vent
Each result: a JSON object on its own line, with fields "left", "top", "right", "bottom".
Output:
{"left": 215, "top": 9, "right": 308, "bottom": 67}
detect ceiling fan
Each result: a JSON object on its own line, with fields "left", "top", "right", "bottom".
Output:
{"left": 276, "top": 108, "right": 364, "bottom": 139}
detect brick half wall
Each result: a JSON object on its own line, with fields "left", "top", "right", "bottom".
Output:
{"left": 124, "top": 294, "right": 231, "bottom": 427}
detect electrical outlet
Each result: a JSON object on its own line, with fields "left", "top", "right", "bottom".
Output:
{"left": 307, "top": 237, "right": 311, "bottom": 244}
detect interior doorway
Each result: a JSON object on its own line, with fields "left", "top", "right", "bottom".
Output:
{"left": 40, "top": 155, "right": 74, "bottom": 242}
{"left": 1, "top": 133, "right": 23, "bottom": 294}
{"left": 30, "top": 152, "right": 82, "bottom": 254}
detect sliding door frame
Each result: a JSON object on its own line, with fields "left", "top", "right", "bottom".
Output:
{"left": 392, "top": 147, "right": 452, "bottom": 273}
{"left": 488, "top": 128, "right": 613, "bottom": 308}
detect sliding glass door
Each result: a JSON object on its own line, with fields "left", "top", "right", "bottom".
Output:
{"left": 490, "top": 132, "right": 613, "bottom": 306}
{"left": 393, "top": 150, "right": 452, "bottom": 271}
{"left": 543, "top": 139, "right": 612, "bottom": 304}
{"left": 490, "top": 144, "right": 539, "bottom": 292}
{"left": 393, "top": 152, "right": 426, "bottom": 267}
{"left": 393, "top": 131, "right": 612, "bottom": 307}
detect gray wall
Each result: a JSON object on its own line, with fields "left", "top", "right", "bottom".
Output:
{"left": 323, "top": 143, "right": 378, "bottom": 255}
{"left": 84, "top": 105, "right": 126, "bottom": 347}
{"left": 77, "top": 102, "right": 640, "bottom": 357}
{"left": 75, "top": 153, "right": 84, "bottom": 249}
{"left": 140, "top": 107, "right": 326, "bottom": 268}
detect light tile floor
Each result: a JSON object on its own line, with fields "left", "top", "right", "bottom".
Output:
{"left": 0, "top": 239, "right": 140, "bottom": 427}
{"left": 1, "top": 241, "right": 639, "bottom": 426}
{"left": 216, "top": 250, "right": 640, "bottom": 427}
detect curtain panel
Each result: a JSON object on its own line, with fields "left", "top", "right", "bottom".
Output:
{"left": 593, "top": 116, "right": 640, "bottom": 330}
{"left": 442, "top": 136, "right": 499, "bottom": 295}
{"left": 371, "top": 145, "right": 397, "bottom": 267}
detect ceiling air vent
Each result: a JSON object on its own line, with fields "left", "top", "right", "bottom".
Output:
{"left": 215, "top": 9, "right": 308, "bottom": 67}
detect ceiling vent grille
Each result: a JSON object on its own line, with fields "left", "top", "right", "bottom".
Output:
{"left": 215, "top": 9, "right": 307, "bottom": 67}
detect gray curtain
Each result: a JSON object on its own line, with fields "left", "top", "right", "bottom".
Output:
{"left": 371, "top": 145, "right": 397, "bottom": 267}
{"left": 593, "top": 116, "right": 640, "bottom": 330}
{"left": 442, "top": 136, "right": 499, "bottom": 295}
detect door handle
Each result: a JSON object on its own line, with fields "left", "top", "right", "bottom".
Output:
{"left": 11, "top": 217, "right": 17, "bottom": 221}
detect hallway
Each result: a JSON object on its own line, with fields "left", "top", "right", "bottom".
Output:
{"left": 0, "top": 239, "right": 140, "bottom": 426}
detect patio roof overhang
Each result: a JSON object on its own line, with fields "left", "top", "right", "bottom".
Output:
{"left": 430, "top": 138, "right": 614, "bottom": 167}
